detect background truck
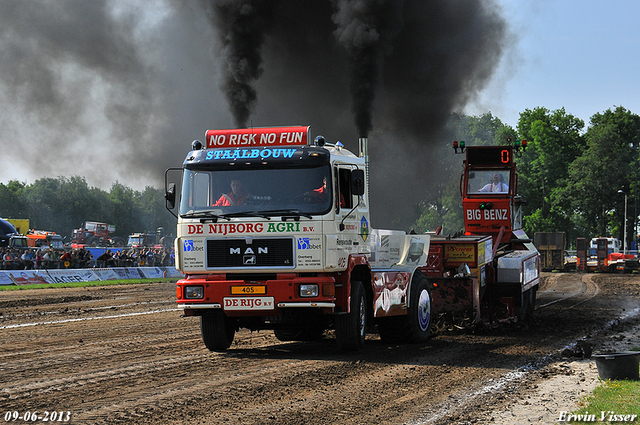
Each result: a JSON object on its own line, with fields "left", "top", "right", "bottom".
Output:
{"left": 165, "top": 127, "right": 540, "bottom": 352}
{"left": 26, "top": 230, "right": 65, "bottom": 249}
{"left": 5, "top": 218, "right": 29, "bottom": 235}
{"left": 127, "top": 227, "right": 170, "bottom": 249}
{"left": 8, "top": 234, "right": 29, "bottom": 250}
{"left": 127, "top": 232, "right": 159, "bottom": 248}
{"left": 534, "top": 232, "right": 568, "bottom": 271}
{"left": 70, "top": 221, "right": 125, "bottom": 248}
{"left": 0, "top": 218, "right": 21, "bottom": 248}
{"left": 576, "top": 236, "right": 638, "bottom": 273}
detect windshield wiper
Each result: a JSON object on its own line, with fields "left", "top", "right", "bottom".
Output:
{"left": 259, "top": 209, "right": 313, "bottom": 220}
{"left": 219, "top": 211, "right": 272, "bottom": 220}
{"left": 180, "top": 211, "right": 228, "bottom": 222}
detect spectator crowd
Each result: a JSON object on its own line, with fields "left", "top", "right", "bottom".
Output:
{"left": 1, "top": 246, "right": 175, "bottom": 270}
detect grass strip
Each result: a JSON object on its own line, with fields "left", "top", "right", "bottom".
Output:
{"left": 0, "top": 278, "right": 177, "bottom": 291}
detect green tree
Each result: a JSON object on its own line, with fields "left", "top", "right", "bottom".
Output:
{"left": 0, "top": 180, "right": 28, "bottom": 219}
{"left": 1, "top": 174, "right": 175, "bottom": 246}
{"left": 109, "top": 182, "right": 136, "bottom": 237}
{"left": 516, "top": 107, "right": 586, "bottom": 243}
{"left": 414, "top": 113, "right": 516, "bottom": 234}
{"left": 23, "top": 176, "right": 110, "bottom": 240}
{"left": 559, "top": 107, "right": 640, "bottom": 244}
{"left": 135, "top": 186, "right": 175, "bottom": 238}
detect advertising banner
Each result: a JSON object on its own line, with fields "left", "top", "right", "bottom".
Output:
{"left": 43, "top": 269, "right": 100, "bottom": 284}
{"left": 139, "top": 267, "right": 165, "bottom": 279}
{"left": 1, "top": 270, "right": 50, "bottom": 285}
{"left": 0, "top": 266, "right": 182, "bottom": 286}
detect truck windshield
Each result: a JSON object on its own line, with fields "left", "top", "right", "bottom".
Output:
{"left": 467, "top": 169, "right": 510, "bottom": 194}
{"left": 179, "top": 165, "right": 333, "bottom": 216}
{"left": 48, "top": 237, "right": 64, "bottom": 249}
{"left": 12, "top": 237, "right": 28, "bottom": 248}
{"left": 128, "top": 236, "right": 142, "bottom": 246}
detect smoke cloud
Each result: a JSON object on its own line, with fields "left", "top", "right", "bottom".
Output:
{"left": 207, "top": 0, "right": 273, "bottom": 128}
{"left": 0, "top": 0, "right": 508, "bottom": 229}
{"left": 331, "top": 0, "right": 405, "bottom": 137}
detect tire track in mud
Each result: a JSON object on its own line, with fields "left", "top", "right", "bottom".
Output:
{"left": 536, "top": 272, "right": 599, "bottom": 309}
{"left": 1, "top": 277, "right": 639, "bottom": 424}
{"left": 0, "top": 290, "right": 380, "bottom": 424}
{"left": 79, "top": 338, "right": 514, "bottom": 425}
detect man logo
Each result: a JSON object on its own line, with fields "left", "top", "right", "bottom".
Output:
{"left": 243, "top": 255, "right": 256, "bottom": 265}
{"left": 298, "top": 238, "right": 310, "bottom": 250}
{"left": 230, "top": 247, "right": 269, "bottom": 255}
{"left": 183, "top": 240, "right": 194, "bottom": 252}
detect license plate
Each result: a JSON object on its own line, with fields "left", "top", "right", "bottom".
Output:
{"left": 230, "top": 285, "right": 266, "bottom": 295}
{"left": 223, "top": 297, "right": 275, "bottom": 310}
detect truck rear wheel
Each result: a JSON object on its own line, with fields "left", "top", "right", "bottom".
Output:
{"left": 334, "top": 281, "right": 366, "bottom": 351}
{"left": 406, "top": 274, "right": 433, "bottom": 343}
{"left": 378, "top": 272, "right": 432, "bottom": 344}
{"left": 200, "top": 311, "right": 236, "bottom": 352}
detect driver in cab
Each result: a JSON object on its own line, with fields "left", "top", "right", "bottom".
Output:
{"left": 309, "top": 176, "right": 346, "bottom": 207}
{"left": 214, "top": 180, "right": 250, "bottom": 206}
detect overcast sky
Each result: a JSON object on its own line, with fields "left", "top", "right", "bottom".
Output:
{"left": 465, "top": 0, "right": 640, "bottom": 129}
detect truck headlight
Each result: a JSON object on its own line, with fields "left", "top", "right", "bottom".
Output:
{"left": 184, "top": 286, "right": 204, "bottom": 299}
{"left": 299, "top": 284, "right": 319, "bottom": 297}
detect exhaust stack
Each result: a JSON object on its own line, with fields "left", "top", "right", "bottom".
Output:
{"left": 358, "top": 137, "right": 370, "bottom": 207}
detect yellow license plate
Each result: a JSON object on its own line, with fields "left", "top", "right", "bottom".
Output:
{"left": 231, "top": 285, "right": 266, "bottom": 295}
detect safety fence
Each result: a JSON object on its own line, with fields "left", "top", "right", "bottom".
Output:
{"left": 0, "top": 266, "right": 183, "bottom": 286}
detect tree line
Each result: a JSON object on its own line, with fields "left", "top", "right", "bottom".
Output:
{"left": 1, "top": 105, "right": 639, "bottom": 251}
{"left": 414, "top": 106, "right": 640, "bottom": 250}
{"left": 0, "top": 177, "right": 176, "bottom": 244}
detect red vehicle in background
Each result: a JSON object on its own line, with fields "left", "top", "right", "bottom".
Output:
{"left": 71, "top": 221, "right": 125, "bottom": 248}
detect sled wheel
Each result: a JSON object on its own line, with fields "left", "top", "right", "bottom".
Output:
{"left": 335, "top": 281, "right": 366, "bottom": 351}
{"left": 200, "top": 311, "right": 236, "bottom": 352}
{"left": 518, "top": 287, "right": 537, "bottom": 322}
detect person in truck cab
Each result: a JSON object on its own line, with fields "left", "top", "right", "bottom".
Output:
{"left": 309, "top": 176, "right": 346, "bottom": 206}
{"left": 479, "top": 173, "right": 509, "bottom": 193}
{"left": 312, "top": 177, "right": 330, "bottom": 201}
{"left": 214, "top": 179, "right": 251, "bottom": 206}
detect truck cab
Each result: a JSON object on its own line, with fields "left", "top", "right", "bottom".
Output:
{"left": 166, "top": 126, "right": 432, "bottom": 352}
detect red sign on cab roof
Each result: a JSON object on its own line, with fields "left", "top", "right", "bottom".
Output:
{"left": 205, "top": 126, "right": 310, "bottom": 149}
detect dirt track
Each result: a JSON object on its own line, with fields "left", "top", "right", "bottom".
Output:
{"left": 1, "top": 273, "right": 639, "bottom": 424}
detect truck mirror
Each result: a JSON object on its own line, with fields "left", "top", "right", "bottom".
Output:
{"left": 165, "top": 183, "right": 176, "bottom": 209}
{"left": 351, "top": 169, "right": 365, "bottom": 196}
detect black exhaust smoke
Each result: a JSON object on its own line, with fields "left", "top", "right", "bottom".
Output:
{"left": 208, "top": 0, "right": 274, "bottom": 128}
{"left": 205, "top": 0, "right": 507, "bottom": 227}
{"left": 0, "top": 0, "right": 507, "bottom": 229}
{"left": 207, "top": 0, "right": 506, "bottom": 142}
{"left": 331, "top": 0, "right": 405, "bottom": 138}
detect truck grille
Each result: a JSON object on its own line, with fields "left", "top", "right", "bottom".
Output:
{"left": 206, "top": 238, "right": 294, "bottom": 269}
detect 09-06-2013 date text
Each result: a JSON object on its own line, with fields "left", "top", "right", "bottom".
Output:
{"left": 4, "top": 411, "right": 71, "bottom": 422}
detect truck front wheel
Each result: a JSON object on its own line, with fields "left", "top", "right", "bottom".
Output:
{"left": 200, "top": 311, "right": 236, "bottom": 352}
{"left": 334, "top": 281, "right": 366, "bottom": 351}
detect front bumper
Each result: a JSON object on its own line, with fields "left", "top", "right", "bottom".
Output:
{"left": 177, "top": 275, "right": 337, "bottom": 315}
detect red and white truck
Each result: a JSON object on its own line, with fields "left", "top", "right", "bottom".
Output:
{"left": 165, "top": 127, "right": 540, "bottom": 352}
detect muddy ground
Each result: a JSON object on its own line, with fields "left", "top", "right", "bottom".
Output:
{"left": 1, "top": 272, "right": 639, "bottom": 424}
